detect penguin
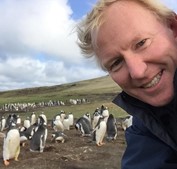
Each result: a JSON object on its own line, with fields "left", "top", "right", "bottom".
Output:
{"left": 62, "top": 115, "right": 70, "bottom": 130}
{"left": 20, "top": 122, "right": 38, "bottom": 146}
{"left": 83, "top": 113, "right": 92, "bottom": 131}
{"left": 3, "top": 117, "right": 20, "bottom": 166}
{"left": 30, "top": 112, "right": 36, "bottom": 125}
{"left": 51, "top": 131, "right": 67, "bottom": 143}
{"left": 16, "top": 115, "right": 21, "bottom": 125}
{"left": 68, "top": 112, "right": 74, "bottom": 127}
{"left": 39, "top": 112, "right": 47, "bottom": 125}
{"left": 60, "top": 110, "right": 66, "bottom": 122}
{"left": 1, "top": 116, "right": 6, "bottom": 131}
{"left": 106, "top": 114, "right": 118, "bottom": 141}
{"left": 93, "top": 107, "right": 101, "bottom": 115}
{"left": 52, "top": 115, "right": 64, "bottom": 132}
{"left": 101, "top": 106, "right": 109, "bottom": 123}
{"left": 75, "top": 116, "right": 92, "bottom": 137}
{"left": 16, "top": 115, "right": 22, "bottom": 129}
{"left": 100, "top": 104, "right": 105, "bottom": 114}
{"left": 30, "top": 116, "right": 48, "bottom": 152}
{"left": 5, "top": 114, "right": 18, "bottom": 129}
{"left": 83, "top": 112, "right": 91, "bottom": 123}
{"left": 92, "top": 116, "right": 107, "bottom": 146}
{"left": 92, "top": 111, "right": 102, "bottom": 129}
{"left": 122, "top": 115, "right": 133, "bottom": 131}
{"left": 23, "top": 116, "right": 31, "bottom": 129}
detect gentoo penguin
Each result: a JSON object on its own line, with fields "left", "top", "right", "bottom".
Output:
{"left": 92, "top": 111, "right": 102, "bottom": 129}
{"left": 30, "top": 112, "right": 36, "bottom": 125}
{"left": 52, "top": 115, "right": 64, "bottom": 132}
{"left": 3, "top": 117, "right": 20, "bottom": 166}
{"left": 51, "top": 131, "right": 67, "bottom": 143}
{"left": 16, "top": 115, "right": 22, "bottom": 129}
{"left": 101, "top": 106, "right": 109, "bottom": 123}
{"left": 5, "top": 114, "right": 18, "bottom": 129}
{"left": 20, "top": 122, "right": 38, "bottom": 146}
{"left": 23, "top": 116, "right": 31, "bottom": 129}
{"left": 16, "top": 115, "right": 21, "bottom": 125}
{"left": 83, "top": 113, "right": 92, "bottom": 131}
{"left": 30, "top": 116, "right": 48, "bottom": 152}
{"left": 60, "top": 110, "right": 66, "bottom": 122}
{"left": 39, "top": 112, "right": 47, "bottom": 125}
{"left": 122, "top": 116, "right": 133, "bottom": 131}
{"left": 63, "top": 115, "right": 70, "bottom": 130}
{"left": 75, "top": 115, "right": 92, "bottom": 137}
{"left": 106, "top": 114, "right": 117, "bottom": 141}
{"left": 93, "top": 116, "right": 107, "bottom": 146}
{"left": 1, "top": 116, "right": 6, "bottom": 131}
{"left": 68, "top": 112, "right": 74, "bottom": 127}
{"left": 83, "top": 112, "right": 91, "bottom": 123}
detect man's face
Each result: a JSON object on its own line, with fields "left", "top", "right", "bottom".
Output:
{"left": 94, "top": 1, "right": 177, "bottom": 106}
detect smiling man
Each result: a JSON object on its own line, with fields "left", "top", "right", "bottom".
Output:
{"left": 77, "top": 0, "right": 177, "bottom": 168}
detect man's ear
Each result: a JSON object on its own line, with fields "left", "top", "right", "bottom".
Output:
{"left": 169, "top": 13, "right": 177, "bottom": 38}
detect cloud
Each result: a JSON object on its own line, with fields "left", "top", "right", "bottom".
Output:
{"left": 0, "top": 0, "right": 81, "bottom": 60}
{"left": 0, "top": 0, "right": 106, "bottom": 91}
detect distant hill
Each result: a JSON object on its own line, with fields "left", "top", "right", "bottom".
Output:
{"left": 0, "top": 75, "right": 122, "bottom": 105}
{"left": 0, "top": 75, "right": 128, "bottom": 118}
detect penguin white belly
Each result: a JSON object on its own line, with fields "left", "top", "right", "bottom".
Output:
{"left": 39, "top": 128, "right": 48, "bottom": 152}
{"left": 68, "top": 114, "right": 74, "bottom": 126}
{"left": 24, "top": 120, "right": 30, "bottom": 129}
{"left": 63, "top": 119, "right": 70, "bottom": 130}
{"left": 1, "top": 119, "right": 6, "bottom": 131}
{"left": 55, "top": 136, "right": 64, "bottom": 142}
{"left": 95, "top": 121, "right": 106, "bottom": 145}
{"left": 3, "top": 129, "right": 20, "bottom": 160}
{"left": 53, "top": 119, "right": 64, "bottom": 131}
{"left": 31, "top": 115, "right": 36, "bottom": 125}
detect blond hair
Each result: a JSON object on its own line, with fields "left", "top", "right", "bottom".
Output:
{"left": 77, "top": 0, "right": 175, "bottom": 59}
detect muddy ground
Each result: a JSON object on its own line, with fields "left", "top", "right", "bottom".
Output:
{"left": 0, "top": 119, "right": 126, "bottom": 169}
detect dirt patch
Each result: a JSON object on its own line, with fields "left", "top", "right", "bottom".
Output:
{"left": 0, "top": 121, "right": 126, "bottom": 169}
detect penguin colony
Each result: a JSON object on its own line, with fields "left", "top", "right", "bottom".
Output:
{"left": 0, "top": 105, "right": 123, "bottom": 166}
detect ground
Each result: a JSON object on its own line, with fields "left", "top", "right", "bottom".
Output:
{"left": 0, "top": 119, "right": 126, "bottom": 169}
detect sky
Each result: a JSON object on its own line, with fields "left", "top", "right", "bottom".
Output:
{"left": 0, "top": 0, "right": 176, "bottom": 91}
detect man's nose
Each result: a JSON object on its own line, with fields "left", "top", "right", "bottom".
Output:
{"left": 125, "top": 56, "right": 147, "bottom": 79}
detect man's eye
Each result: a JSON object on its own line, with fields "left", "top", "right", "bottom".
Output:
{"left": 135, "top": 39, "right": 146, "bottom": 49}
{"left": 109, "top": 59, "right": 123, "bottom": 72}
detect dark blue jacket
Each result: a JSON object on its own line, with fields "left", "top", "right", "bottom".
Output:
{"left": 113, "top": 73, "right": 177, "bottom": 169}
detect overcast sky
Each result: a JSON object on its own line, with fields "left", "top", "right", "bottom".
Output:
{"left": 0, "top": 0, "right": 176, "bottom": 91}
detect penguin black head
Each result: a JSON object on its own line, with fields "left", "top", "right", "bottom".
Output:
{"left": 38, "top": 116, "right": 46, "bottom": 126}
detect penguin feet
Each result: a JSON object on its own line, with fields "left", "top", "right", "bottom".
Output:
{"left": 14, "top": 157, "right": 19, "bottom": 161}
{"left": 96, "top": 142, "right": 105, "bottom": 146}
{"left": 4, "top": 160, "right": 10, "bottom": 166}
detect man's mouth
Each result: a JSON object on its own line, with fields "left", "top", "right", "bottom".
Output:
{"left": 142, "top": 71, "right": 162, "bottom": 88}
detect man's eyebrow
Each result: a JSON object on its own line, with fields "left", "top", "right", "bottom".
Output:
{"left": 125, "top": 35, "right": 142, "bottom": 49}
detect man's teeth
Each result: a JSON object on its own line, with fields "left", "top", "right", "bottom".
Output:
{"left": 143, "top": 74, "right": 161, "bottom": 88}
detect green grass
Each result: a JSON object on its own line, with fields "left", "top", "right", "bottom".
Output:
{"left": 0, "top": 75, "right": 128, "bottom": 120}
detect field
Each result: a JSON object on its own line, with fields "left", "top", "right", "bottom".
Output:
{"left": 0, "top": 75, "right": 128, "bottom": 168}
{"left": 0, "top": 120, "right": 126, "bottom": 169}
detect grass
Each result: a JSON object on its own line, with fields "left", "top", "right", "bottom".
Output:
{"left": 0, "top": 75, "right": 128, "bottom": 120}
